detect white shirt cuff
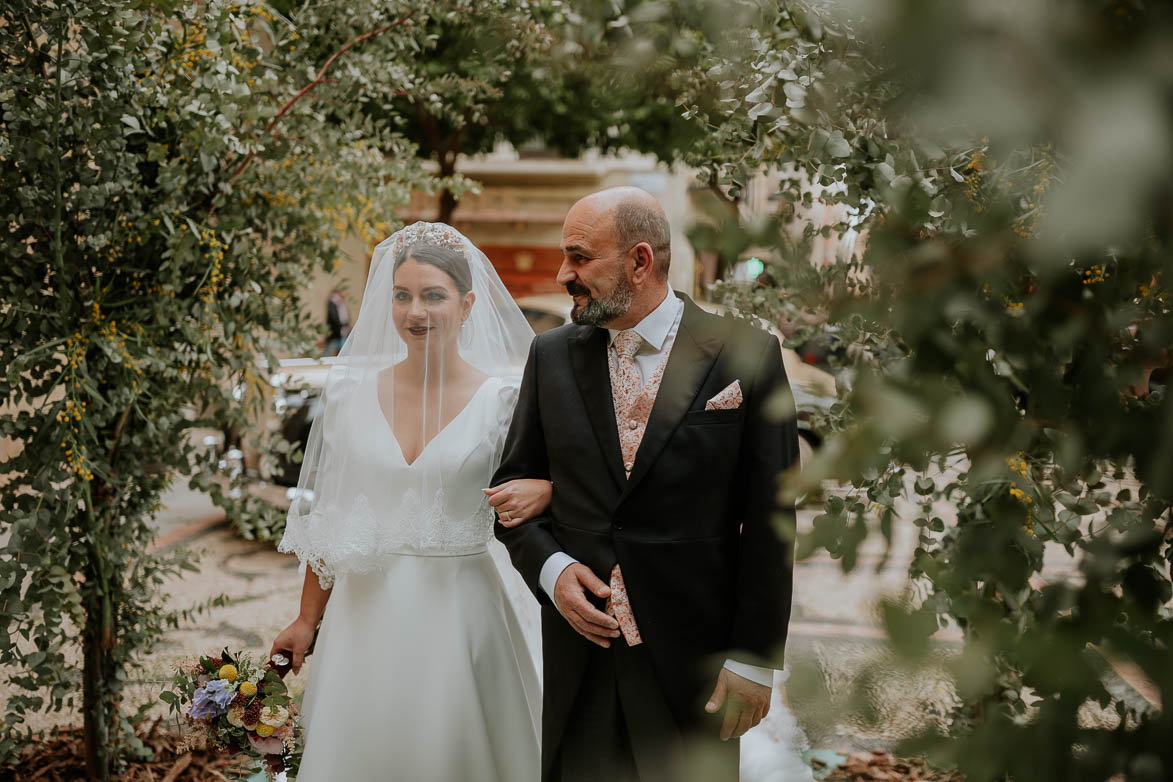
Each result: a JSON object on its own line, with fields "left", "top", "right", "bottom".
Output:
{"left": 722, "top": 659, "right": 775, "bottom": 688}
{"left": 538, "top": 552, "right": 579, "bottom": 600}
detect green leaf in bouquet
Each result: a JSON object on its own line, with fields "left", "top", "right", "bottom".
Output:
{"left": 262, "top": 693, "right": 291, "bottom": 709}
{"left": 261, "top": 668, "right": 288, "bottom": 695}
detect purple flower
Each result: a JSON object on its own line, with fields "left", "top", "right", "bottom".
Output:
{"left": 187, "top": 688, "right": 220, "bottom": 719}
{"left": 187, "top": 678, "right": 236, "bottom": 719}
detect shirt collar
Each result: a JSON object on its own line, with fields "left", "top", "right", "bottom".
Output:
{"left": 607, "top": 289, "right": 681, "bottom": 352}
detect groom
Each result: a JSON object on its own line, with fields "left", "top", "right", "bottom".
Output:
{"left": 494, "top": 187, "right": 797, "bottom": 782}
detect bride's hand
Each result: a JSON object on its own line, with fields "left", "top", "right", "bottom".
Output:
{"left": 484, "top": 479, "right": 552, "bottom": 527}
{"left": 270, "top": 617, "right": 316, "bottom": 675}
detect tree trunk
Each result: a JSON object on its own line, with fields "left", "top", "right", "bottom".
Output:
{"left": 82, "top": 592, "right": 111, "bottom": 782}
{"left": 437, "top": 186, "right": 458, "bottom": 224}
{"left": 436, "top": 150, "right": 458, "bottom": 224}
{"left": 82, "top": 482, "right": 115, "bottom": 782}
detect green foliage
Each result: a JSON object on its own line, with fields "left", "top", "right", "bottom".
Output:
{"left": 283, "top": 0, "right": 703, "bottom": 222}
{"left": 0, "top": 1, "right": 430, "bottom": 775}
{"left": 653, "top": 0, "right": 1173, "bottom": 779}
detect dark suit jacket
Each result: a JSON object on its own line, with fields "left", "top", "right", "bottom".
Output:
{"left": 493, "top": 293, "right": 797, "bottom": 770}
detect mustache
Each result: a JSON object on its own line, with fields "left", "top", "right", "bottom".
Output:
{"left": 565, "top": 281, "right": 590, "bottom": 298}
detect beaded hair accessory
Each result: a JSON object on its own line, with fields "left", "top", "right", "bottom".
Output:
{"left": 388, "top": 221, "right": 467, "bottom": 260}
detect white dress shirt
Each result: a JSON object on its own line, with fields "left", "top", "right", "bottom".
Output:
{"left": 538, "top": 289, "right": 775, "bottom": 688}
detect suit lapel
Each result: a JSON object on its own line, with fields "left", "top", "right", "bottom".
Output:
{"left": 621, "top": 296, "right": 722, "bottom": 499}
{"left": 568, "top": 326, "right": 627, "bottom": 489}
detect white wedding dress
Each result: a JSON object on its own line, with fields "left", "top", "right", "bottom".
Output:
{"left": 288, "top": 375, "right": 541, "bottom": 782}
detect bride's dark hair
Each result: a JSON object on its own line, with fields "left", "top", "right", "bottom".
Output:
{"left": 394, "top": 243, "right": 473, "bottom": 296}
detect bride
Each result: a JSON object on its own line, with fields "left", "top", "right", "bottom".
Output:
{"left": 272, "top": 222, "right": 548, "bottom": 781}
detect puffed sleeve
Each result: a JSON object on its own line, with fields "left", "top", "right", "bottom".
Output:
{"left": 490, "top": 375, "right": 522, "bottom": 472}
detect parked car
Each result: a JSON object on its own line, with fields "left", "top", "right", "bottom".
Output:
{"left": 516, "top": 293, "right": 837, "bottom": 466}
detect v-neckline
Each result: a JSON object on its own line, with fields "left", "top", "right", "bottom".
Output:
{"left": 377, "top": 374, "right": 495, "bottom": 468}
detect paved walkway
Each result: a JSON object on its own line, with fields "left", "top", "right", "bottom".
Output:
{"left": 12, "top": 473, "right": 1156, "bottom": 765}
{"left": 129, "top": 480, "right": 945, "bottom": 754}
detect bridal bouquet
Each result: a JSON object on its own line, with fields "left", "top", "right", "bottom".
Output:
{"left": 161, "top": 649, "right": 300, "bottom": 776}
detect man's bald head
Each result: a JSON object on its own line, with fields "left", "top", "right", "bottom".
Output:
{"left": 558, "top": 187, "right": 673, "bottom": 328}
{"left": 574, "top": 187, "right": 672, "bottom": 279}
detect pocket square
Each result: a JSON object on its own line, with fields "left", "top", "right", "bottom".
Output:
{"left": 705, "top": 379, "right": 743, "bottom": 411}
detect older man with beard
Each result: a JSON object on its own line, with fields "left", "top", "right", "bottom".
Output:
{"left": 493, "top": 186, "right": 798, "bottom": 782}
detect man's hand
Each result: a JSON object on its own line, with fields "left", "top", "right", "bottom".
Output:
{"left": 704, "top": 668, "right": 771, "bottom": 741}
{"left": 553, "top": 563, "right": 620, "bottom": 648}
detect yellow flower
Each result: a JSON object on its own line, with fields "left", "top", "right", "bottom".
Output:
{"left": 254, "top": 723, "right": 275, "bottom": 738}
{"left": 238, "top": 681, "right": 257, "bottom": 698}
{"left": 218, "top": 664, "right": 238, "bottom": 683}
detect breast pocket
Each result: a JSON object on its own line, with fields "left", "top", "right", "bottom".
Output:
{"left": 683, "top": 407, "right": 744, "bottom": 426}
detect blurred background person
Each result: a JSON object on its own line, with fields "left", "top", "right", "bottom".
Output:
{"left": 324, "top": 287, "right": 351, "bottom": 356}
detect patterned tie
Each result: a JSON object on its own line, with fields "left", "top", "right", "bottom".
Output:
{"left": 606, "top": 329, "right": 645, "bottom": 646}
{"left": 611, "top": 331, "right": 643, "bottom": 390}
{"left": 610, "top": 329, "right": 644, "bottom": 474}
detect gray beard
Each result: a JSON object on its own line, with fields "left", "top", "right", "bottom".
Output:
{"left": 570, "top": 279, "right": 634, "bottom": 326}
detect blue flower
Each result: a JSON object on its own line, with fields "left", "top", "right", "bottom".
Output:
{"left": 187, "top": 678, "right": 235, "bottom": 719}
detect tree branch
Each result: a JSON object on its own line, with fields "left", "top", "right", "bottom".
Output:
{"left": 707, "top": 169, "right": 740, "bottom": 215}
{"left": 105, "top": 402, "right": 133, "bottom": 467}
{"left": 221, "top": 12, "right": 416, "bottom": 192}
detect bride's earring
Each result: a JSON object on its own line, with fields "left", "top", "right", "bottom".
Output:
{"left": 458, "top": 319, "right": 474, "bottom": 350}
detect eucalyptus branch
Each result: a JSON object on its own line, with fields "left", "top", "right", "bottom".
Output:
{"left": 14, "top": 334, "right": 70, "bottom": 359}
{"left": 706, "top": 169, "right": 740, "bottom": 214}
{"left": 220, "top": 12, "right": 417, "bottom": 196}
